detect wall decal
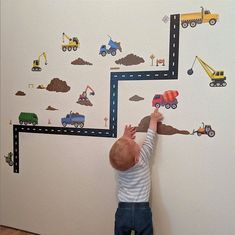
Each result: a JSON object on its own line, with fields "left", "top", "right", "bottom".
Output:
{"left": 28, "top": 84, "right": 34, "bottom": 88}
{"left": 77, "top": 85, "right": 95, "bottom": 106}
{"left": 71, "top": 58, "right": 93, "bottom": 65}
{"left": 18, "top": 112, "right": 38, "bottom": 126}
{"left": 77, "top": 99, "right": 93, "bottom": 106}
{"left": 115, "top": 53, "right": 145, "bottom": 66}
{"left": 12, "top": 14, "right": 180, "bottom": 173}
{"left": 104, "top": 117, "right": 108, "bottom": 127}
{"left": 15, "top": 91, "right": 26, "bottom": 96}
{"left": 156, "top": 58, "right": 165, "bottom": 66}
{"left": 150, "top": 54, "right": 156, "bottom": 66}
{"left": 129, "top": 95, "right": 144, "bottom": 102}
{"left": 31, "top": 52, "right": 47, "bottom": 71}
{"left": 136, "top": 116, "right": 190, "bottom": 135}
{"left": 46, "top": 78, "right": 70, "bottom": 92}
{"left": 162, "top": 15, "right": 170, "bottom": 23}
{"left": 46, "top": 106, "right": 58, "bottom": 111}
{"left": 62, "top": 32, "right": 80, "bottom": 52}
{"left": 4, "top": 152, "right": 14, "bottom": 167}
{"left": 152, "top": 90, "right": 179, "bottom": 109}
{"left": 61, "top": 111, "right": 85, "bottom": 128}
{"left": 110, "top": 67, "right": 120, "bottom": 70}
{"left": 191, "top": 122, "right": 215, "bottom": 137}
{"left": 181, "top": 7, "right": 219, "bottom": 28}
{"left": 187, "top": 56, "right": 227, "bottom": 87}
{"left": 99, "top": 36, "right": 122, "bottom": 57}
{"left": 37, "top": 84, "right": 46, "bottom": 89}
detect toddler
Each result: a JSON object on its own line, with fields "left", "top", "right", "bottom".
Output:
{"left": 109, "top": 108, "right": 163, "bottom": 235}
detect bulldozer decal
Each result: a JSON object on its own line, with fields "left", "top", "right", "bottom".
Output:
{"left": 191, "top": 122, "right": 215, "bottom": 137}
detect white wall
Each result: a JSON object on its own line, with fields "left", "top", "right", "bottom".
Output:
{"left": 1, "top": 1, "right": 235, "bottom": 234}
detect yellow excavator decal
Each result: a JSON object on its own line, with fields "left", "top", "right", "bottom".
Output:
{"left": 32, "top": 52, "right": 47, "bottom": 72}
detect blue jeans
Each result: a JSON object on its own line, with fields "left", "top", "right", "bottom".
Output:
{"left": 115, "top": 202, "right": 153, "bottom": 235}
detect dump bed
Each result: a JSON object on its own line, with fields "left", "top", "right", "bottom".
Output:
{"left": 181, "top": 12, "right": 202, "bottom": 21}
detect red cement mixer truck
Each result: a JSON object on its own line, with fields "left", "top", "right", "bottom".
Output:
{"left": 152, "top": 90, "right": 179, "bottom": 109}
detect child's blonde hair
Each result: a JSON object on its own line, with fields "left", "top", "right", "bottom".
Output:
{"left": 109, "top": 137, "right": 136, "bottom": 171}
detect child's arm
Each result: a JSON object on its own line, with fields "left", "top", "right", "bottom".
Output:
{"left": 149, "top": 108, "right": 163, "bottom": 132}
{"left": 140, "top": 109, "right": 163, "bottom": 162}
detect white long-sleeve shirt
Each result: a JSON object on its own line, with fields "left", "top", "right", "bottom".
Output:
{"left": 117, "top": 129, "right": 156, "bottom": 202}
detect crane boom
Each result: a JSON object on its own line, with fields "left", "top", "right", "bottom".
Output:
{"left": 195, "top": 56, "right": 216, "bottom": 77}
{"left": 62, "top": 32, "right": 71, "bottom": 42}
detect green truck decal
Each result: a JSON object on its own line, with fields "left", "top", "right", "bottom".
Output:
{"left": 19, "top": 112, "right": 38, "bottom": 126}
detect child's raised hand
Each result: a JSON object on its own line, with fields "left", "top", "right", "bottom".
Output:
{"left": 123, "top": 125, "right": 136, "bottom": 139}
{"left": 150, "top": 108, "right": 163, "bottom": 122}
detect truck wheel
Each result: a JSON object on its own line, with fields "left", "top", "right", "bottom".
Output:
{"left": 62, "top": 122, "right": 67, "bottom": 127}
{"left": 19, "top": 121, "right": 23, "bottom": 125}
{"left": 73, "top": 46, "right": 77, "bottom": 51}
{"left": 62, "top": 46, "right": 67, "bottom": 52}
{"left": 209, "top": 19, "right": 217, "bottom": 25}
{"left": 111, "top": 50, "right": 116, "bottom": 56}
{"left": 165, "top": 104, "right": 171, "bottom": 109}
{"left": 9, "top": 161, "right": 14, "bottom": 166}
{"left": 68, "top": 46, "right": 72, "bottom": 51}
{"left": 171, "top": 104, "right": 177, "bottom": 109}
{"left": 79, "top": 123, "right": 84, "bottom": 128}
{"left": 32, "top": 122, "right": 36, "bottom": 126}
{"left": 190, "top": 21, "right": 197, "bottom": 27}
{"left": 101, "top": 51, "right": 107, "bottom": 57}
{"left": 181, "top": 22, "right": 188, "bottom": 28}
{"left": 74, "top": 123, "right": 79, "bottom": 128}
{"left": 155, "top": 103, "right": 160, "bottom": 108}
{"left": 208, "top": 130, "right": 215, "bottom": 137}
{"left": 197, "top": 132, "right": 201, "bottom": 136}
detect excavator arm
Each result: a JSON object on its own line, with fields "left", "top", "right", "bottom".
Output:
{"left": 38, "top": 52, "right": 47, "bottom": 65}
{"left": 85, "top": 85, "right": 95, "bottom": 96}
